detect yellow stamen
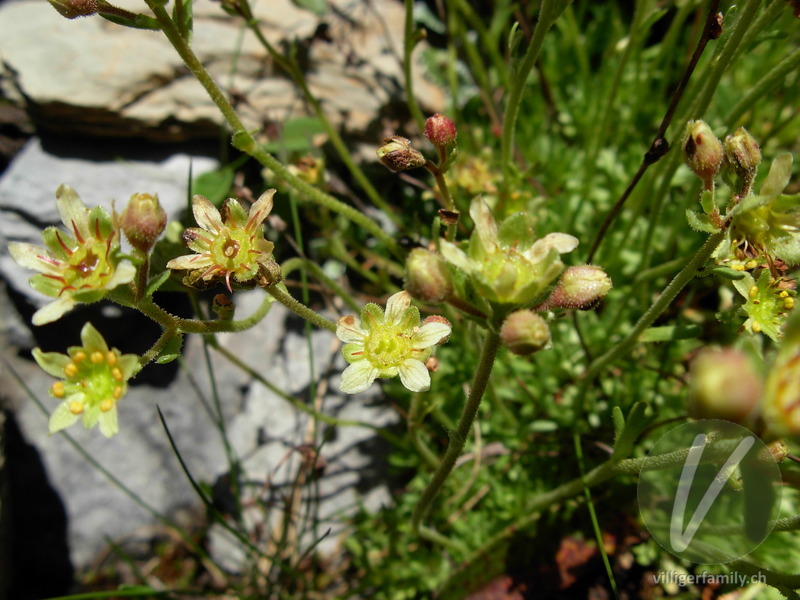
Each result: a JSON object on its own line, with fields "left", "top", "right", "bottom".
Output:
{"left": 51, "top": 381, "right": 65, "bottom": 398}
{"left": 106, "top": 352, "right": 117, "bottom": 366}
{"left": 100, "top": 398, "right": 114, "bottom": 412}
{"left": 732, "top": 264, "right": 745, "bottom": 271}
{"left": 113, "top": 386, "right": 123, "bottom": 400}
{"left": 69, "top": 400, "right": 84, "bottom": 415}
{"left": 73, "top": 351, "right": 87, "bottom": 363}
{"left": 785, "top": 298, "right": 795, "bottom": 310}
{"left": 64, "top": 363, "right": 78, "bottom": 378}
{"left": 780, "top": 291, "right": 789, "bottom": 298}
{"left": 745, "top": 260, "right": 758, "bottom": 269}
{"left": 752, "top": 322, "right": 762, "bottom": 333}
{"left": 749, "top": 286, "right": 758, "bottom": 299}
{"left": 91, "top": 351, "right": 104, "bottom": 364}
{"left": 111, "top": 367, "right": 123, "bottom": 382}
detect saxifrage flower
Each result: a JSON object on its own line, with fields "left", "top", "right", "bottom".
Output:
{"left": 336, "top": 291, "right": 451, "bottom": 394}
{"left": 33, "top": 322, "right": 139, "bottom": 438}
{"left": 167, "top": 190, "right": 280, "bottom": 291}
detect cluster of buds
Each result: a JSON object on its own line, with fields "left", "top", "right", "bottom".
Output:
{"left": 377, "top": 136, "right": 425, "bottom": 173}
{"left": 119, "top": 192, "right": 167, "bottom": 253}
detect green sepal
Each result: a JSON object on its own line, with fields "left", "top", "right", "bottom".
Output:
{"left": 223, "top": 199, "right": 249, "bottom": 229}
{"left": 396, "top": 306, "right": 420, "bottom": 331}
{"left": 360, "top": 304, "right": 385, "bottom": 331}
{"left": 686, "top": 209, "right": 719, "bottom": 233}
{"left": 145, "top": 271, "right": 171, "bottom": 297}
{"left": 156, "top": 332, "right": 184, "bottom": 364}
{"left": 87, "top": 205, "right": 114, "bottom": 240}
{"left": 49, "top": 402, "right": 81, "bottom": 434}
{"left": 42, "top": 227, "right": 76, "bottom": 260}
{"left": 80, "top": 322, "right": 109, "bottom": 353}
{"left": 29, "top": 274, "right": 62, "bottom": 298}
{"left": 760, "top": 153, "right": 792, "bottom": 197}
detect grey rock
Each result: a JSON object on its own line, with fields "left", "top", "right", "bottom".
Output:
{"left": 0, "top": 410, "right": 7, "bottom": 599}
{"left": 0, "top": 0, "right": 445, "bottom": 142}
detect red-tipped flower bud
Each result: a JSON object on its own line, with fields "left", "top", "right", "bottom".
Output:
{"left": 120, "top": 193, "right": 167, "bottom": 253}
{"left": 405, "top": 248, "right": 453, "bottom": 303}
{"left": 48, "top": 0, "right": 97, "bottom": 18}
{"left": 724, "top": 127, "right": 761, "bottom": 196}
{"left": 682, "top": 120, "right": 723, "bottom": 188}
{"left": 541, "top": 265, "right": 612, "bottom": 311}
{"left": 424, "top": 114, "right": 457, "bottom": 148}
{"left": 377, "top": 136, "right": 425, "bottom": 172}
{"left": 688, "top": 348, "right": 761, "bottom": 424}
{"left": 500, "top": 310, "right": 551, "bottom": 356}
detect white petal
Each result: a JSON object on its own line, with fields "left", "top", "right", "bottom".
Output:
{"left": 412, "top": 321, "right": 452, "bottom": 348}
{"left": 105, "top": 261, "right": 136, "bottom": 289}
{"left": 56, "top": 184, "right": 91, "bottom": 241}
{"left": 80, "top": 322, "right": 109, "bottom": 354}
{"left": 8, "top": 242, "right": 63, "bottom": 275}
{"left": 98, "top": 408, "right": 119, "bottom": 438}
{"left": 246, "top": 189, "right": 275, "bottom": 232}
{"left": 761, "top": 153, "right": 793, "bottom": 197}
{"left": 440, "top": 240, "right": 473, "bottom": 273}
{"left": 192, "top": 195, "right": 223, "bottom": 232}
{"left": 49, "top": 402, "right": 81, "bottom": 434}
{"left": 527, "top": 233, "right": 579, "bottom": 262}
{"left": 166, "top": 254, "right": 214, "bottom": 271}
{"left": 32, "top": 296, "right": 77, "bottom": 326}
{"left": 340, "top": 360, "right": 379, "bottom": 394}
{"left": 398, "top": 359, "right": 431, "bottom": 392}
{"left": 469, "top": 197, "right": 498, "bottom": 251}
{"left": 384, "top": 291, "right": 412, "bottom": 326}
{"left": 336, "top": 315, "right": 366, "bottom": 343}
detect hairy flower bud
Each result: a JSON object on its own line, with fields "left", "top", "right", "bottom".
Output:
{"left": 682, "top": 120, "right": 723, "bottom": 188}
{"left": 688, "top": 348, "right": 761, "bottom": 423}
{"left": 538, "top": 265, "right": 612, "bottom": 311}
{"left": 500, "top": 310, "right": 551, "bottom": 356}
{"left": 120, "top": 193, "right": 167, "bottom": 252}
{"left": 48, "top": 0, "right": 97, "bottom": 18}
{"left": 377, "top": 136, "right": 425, "bottom": 172}
{"left": 724, "top": 127, "right": 761, "bottom": 196}
{"left": 405, "top": 248, "right": 453, "bottom": 302}
{"left": 424, "top": 114, "right": 457, "bottom": 148}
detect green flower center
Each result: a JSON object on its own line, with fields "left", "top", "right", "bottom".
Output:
{"left": 61, "top": 350, "right": 125, "bottom": 413}
{"left": 364, "top": 326, "right": 414, "bottom": 369}
{"left": 210, "top": 227, "right": 254, "bottom": 274}
{"left": 65, "top": 239, "right": 114, "bottom": 289}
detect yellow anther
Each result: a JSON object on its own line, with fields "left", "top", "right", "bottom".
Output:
{"left": 785, "top": 297, "right": 795, "bottom": 310}
{"left": 100, "top": 398, "right": 114, "bottom": 412}
{"left": 745, "top": 260, "right": 758, "bottom": 269}
{"left": 780, "top": 291, "right": 789, "bottom": 298}
{"left": 111, "top": 367, "right": 123, "bottom": 382}
{"left": 752, "top": 322, "right": 762, "bottom": 333}
{"left": 753, "top": 299, "right": 761, "bottom": 305}
{"left": 113, "top": 386, "right": 123, "bottom": 400}
{"left": 51, "top": 381, "right": 66, "bottom": 398}
{"left": 749, "top": 286, "right": 759, "bottom": 298}
{"left": 91, "top": 351, "right": 104, "bottom": 364}
{"left": 64, "top": 363, "right": 78, "bottom": 378}
{"left": 73, "top": 351, "right": 87, "bottom": 363}
{"left": 732, "top": 264, "right": 745, "bottom": 271}
{"left": 106, "top": 352, "right": 117, "bottom": 366}
{"left": 69, "top": 400, "right": 84, "bottom": 415}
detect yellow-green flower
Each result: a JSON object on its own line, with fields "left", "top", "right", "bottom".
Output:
{"left": 440, "top": 197, "right": 578, "bottom": 306}
{"left": 33, "top": 323, "right": 139, "bottom": 438}
{"left": 8, "top": 185, "right": 136, "bottom": 325}
{"left": 336, "top": 291, "right": 451, "bottom": 394}
{"left": 166, "top": 190, "right": 279, "bottom": 291}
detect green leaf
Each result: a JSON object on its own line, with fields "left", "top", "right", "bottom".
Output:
{"left": 172, "top": 0, "right": 193, "bottom": 41}
{"left": 145, "top": 271, "right": 171, "bottom": 297}
{"left": 702, "top": 266, "right": 746, "bottom": 280}
{"left": 156, "top": 333, "right": 184, "bottom": 364}
{"left": 699, "top": 189, "right": 715, "bottom": 215}
{"left": 98, "top": 12, "right": 161, "bottom": 30}
{"left": 612, "top": 403, "right": 652, "bottom": 460}
{"left": 262, "top": 117, "right": 327, "bottom": 154}
{"left": 639, "top": 324, "right": 702, "bottom": 342}
{"left": 685, "top": 209, "right": 719, "bottom": 233}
